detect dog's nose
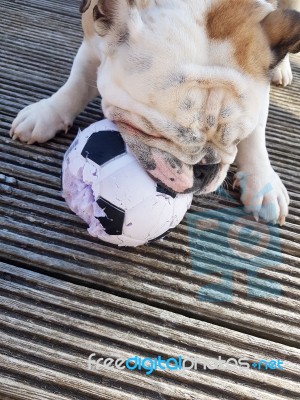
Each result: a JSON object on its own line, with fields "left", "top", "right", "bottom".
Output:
{"left": 193, "top": 163, "right": 220, "bottom": 181}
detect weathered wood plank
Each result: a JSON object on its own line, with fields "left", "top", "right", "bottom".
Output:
{"left": 0, "top": 262, "right": 300, "bottom": 399}
{"left": 0, "top": 377, "right": 72, "bottom": 400}
{"left": 0, "top": 0, "right": 300, "bottom": 398}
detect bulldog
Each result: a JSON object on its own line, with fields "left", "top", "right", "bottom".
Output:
{"left": 10, "top": 0, "right": 300, "bottom": 225}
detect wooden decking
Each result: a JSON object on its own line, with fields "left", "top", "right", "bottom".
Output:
{"left": 0, "top": 0, "right": 300, "bottom": 399}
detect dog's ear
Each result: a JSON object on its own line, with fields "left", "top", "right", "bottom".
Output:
{"left": 92, "top": 0, "right": 113, "bottom": 36}
{"left": 261, "top": 9, "right": 300, "bottom": 67}
{"left": 92, "top": 0, "right": 143, "bottom": 38}
{"left": 80, "top": 0, "right": 92, "bottom": 14}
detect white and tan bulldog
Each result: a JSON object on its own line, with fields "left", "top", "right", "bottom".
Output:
{"left": 10, "top": 0, "right": 300, "bottom": 225}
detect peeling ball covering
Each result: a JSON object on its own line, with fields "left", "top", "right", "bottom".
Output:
{"left": 62, "top": 120, "right": 193, "bottom": 247}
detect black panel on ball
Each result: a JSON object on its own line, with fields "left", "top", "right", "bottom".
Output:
{"left": 96, "top": 197, "right": 125, "bottom": 235}
{"left": 148, "top": 229, "right": 173, "bottom": 243}
{"left": 81, "top": 130, "right": 126, "bottom": 166}
{"left": 156, "top": 184, "right": 177, "bottom": 199}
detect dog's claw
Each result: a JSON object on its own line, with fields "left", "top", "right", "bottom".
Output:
{"left": 279, "top": 216, "right": 286, "bottom": 226}
{"left": 233, "top": 178, "right": 239, "bottom": 190}
{"left": 10, "top": 98, "right": 73, "bottom": 145}
{"left": 253, "top": 212, "right": 259, "bottom": 222}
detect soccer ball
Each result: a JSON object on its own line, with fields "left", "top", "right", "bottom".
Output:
{"left": 62, "top": 119, "right": 193, "bottom": 247}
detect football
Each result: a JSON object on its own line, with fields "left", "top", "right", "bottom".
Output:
{"left": 62, "top": 119, "right": 193, "bottom": 247}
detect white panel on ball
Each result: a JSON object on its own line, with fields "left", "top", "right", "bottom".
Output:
{"left": 62, "top": 119, "right": 193, "bottom": 247}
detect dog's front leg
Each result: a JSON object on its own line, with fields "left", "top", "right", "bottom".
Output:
{"left": 271, "top": 0, "right": 300, "bottom": 86}
{"left": 271, "top": 54, "right": 293, "bottom": 87}
{"left": 10, "top": 40, "right": 99, "bottom": 144}
{"left": 234, "top": 87, "right": 289, "bottom": 225}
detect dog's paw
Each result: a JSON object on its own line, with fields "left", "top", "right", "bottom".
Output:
{"left": 10, "top": 98, "right": 72, "bottom": 145}
{"left": 233, "top": 168, "right": 289, "bottom": 226}
{"left": 271, "top": 56, "right": 293, "bottom": 87}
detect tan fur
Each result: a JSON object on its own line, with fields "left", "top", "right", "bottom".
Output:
{"left": 268, "top": 0, "right": 278, "bottom": 7}
{"left": 82, "top": 0, "right": 98, "bottom": 37}
{"left": 262, "top": 10, "right": 292, "bottom": 46}
{"left": 280, "top": 0, "right": 300, "bottom": 10}
{"left": 206, "top": 0, "right": 273, "bottom": 79}
{"left": 262, "top": 8, "right": 300, "bottom": 52}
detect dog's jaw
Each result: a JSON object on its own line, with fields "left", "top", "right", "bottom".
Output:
{"left": 100, "top": 62, "right": 263, "bottom": 194}
{"left": 112, "top": 116, "right": 231, "bottom": 195}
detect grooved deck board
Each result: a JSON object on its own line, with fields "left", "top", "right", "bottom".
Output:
{"left": 0, "top": 0, "right": 300, "bottom": 399}
{"left": 1, "top": 262, "right": 300, "bottom": 400}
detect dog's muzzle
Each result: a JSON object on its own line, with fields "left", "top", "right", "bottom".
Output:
{"left": 191, "top": 163, "right": 221, "bottom": 193}
{"left": 114, "top": 119, "right": 224, "bottom": 194}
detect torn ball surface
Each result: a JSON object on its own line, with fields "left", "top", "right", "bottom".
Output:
{"left": 62, "top": 119, "right": 193, "bottom": 247}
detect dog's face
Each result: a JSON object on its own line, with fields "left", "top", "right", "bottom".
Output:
{"left": 82, "top": 0, "right": 300, "bottom": 194}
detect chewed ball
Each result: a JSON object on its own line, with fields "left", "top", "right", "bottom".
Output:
{"left": 62, "top": 119, "right": 193, "bottom": 247}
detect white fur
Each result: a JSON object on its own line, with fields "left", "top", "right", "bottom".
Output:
{"left": 10, "top": 41, "right": 99, "bottom": 144}
{"left": 272, "top": 54, "right": 293, "bottom": 86}
{"left": 234, "top": 86, "right": 290, "bottom": 224}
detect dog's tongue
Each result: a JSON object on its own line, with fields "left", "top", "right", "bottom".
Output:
{"left": 117, "top": 126, "right": 194, "bottom": 193}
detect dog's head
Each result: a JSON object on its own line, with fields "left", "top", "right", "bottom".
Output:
{"left": 82, "top": 0, "right": 300, "bottom": 194}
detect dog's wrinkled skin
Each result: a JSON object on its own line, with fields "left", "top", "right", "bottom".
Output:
{"left": 10, "top": 0, "right": 300, "bottom": 225}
